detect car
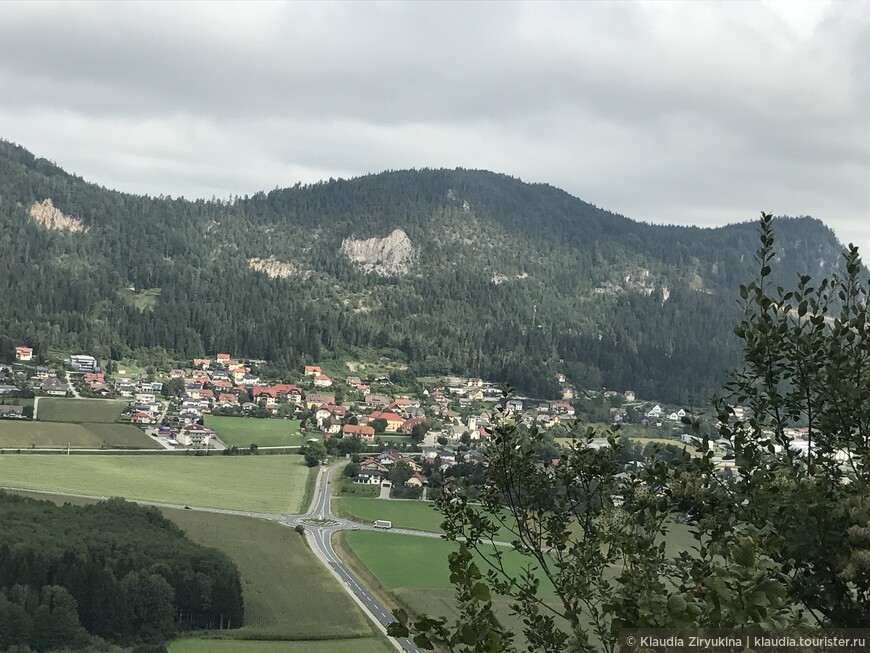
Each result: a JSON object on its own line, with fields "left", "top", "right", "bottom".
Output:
{"left": 184, "top": 505, "right": 191, "bottom": 510}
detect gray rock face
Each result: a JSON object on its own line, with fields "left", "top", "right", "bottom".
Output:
{"left": 340, "top": 228, "right": 414, "bottom": 276}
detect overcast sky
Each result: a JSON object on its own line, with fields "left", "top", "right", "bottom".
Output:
{"left": 1, "top": 1, "right": 867, "bottom": 252}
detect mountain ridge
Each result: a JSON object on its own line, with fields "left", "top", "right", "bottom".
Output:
{"left": 0, "top": 139, "right": 850, "bottom": 401}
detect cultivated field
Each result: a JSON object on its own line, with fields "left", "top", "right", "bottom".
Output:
{"left": 170, "top": 639, "right": 393, "bottom": 653}
{"left": 0, "top": 421, "right": 160, "bottom": 449}
{"left": 164, "top": 509, "right": 376, "bottom": 640}
{"left": 37, "top": 398, "right": 126, "bottom": 423}
{"left": 0, "top": 456, "right": 313, "bottom": 513}
{"left": 206, "top": 416, "right": 306, "bottom": 448}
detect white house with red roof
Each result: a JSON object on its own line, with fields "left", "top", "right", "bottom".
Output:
{"left": 15, "top": 347, "right": 33, "bottom": 362}
{"left": 313, "top": 374, "right": 333, "bottom": 388}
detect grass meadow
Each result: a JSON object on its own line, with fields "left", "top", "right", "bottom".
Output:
{"left": 37, "top": 398, "right": 126, "bottom": 423}
{"left": 0, "top": 421, "right": 160, "bottom": 449}
{"left": 206, "top": 416, "right": 306, "bottom": 448}
{"left": 0, "top": 455, "right": 313, "bottom": 512}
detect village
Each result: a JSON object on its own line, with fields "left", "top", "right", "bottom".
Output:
{"left": 0, "top": 343, "right": 800, "bottom": 499}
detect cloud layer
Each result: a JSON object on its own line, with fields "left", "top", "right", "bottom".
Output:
{"left": 1, "top": 1, "right": 867, "bottom": 251}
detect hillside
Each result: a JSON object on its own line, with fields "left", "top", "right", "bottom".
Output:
{"left": 0, "top": 140, "right": 848, "bottom": 402}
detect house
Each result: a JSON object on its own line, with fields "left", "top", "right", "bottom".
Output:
{"left": 115, "top": 380, "right": 136, "bottom": 397}
{"left": 555, "top": 372, "right": 567, "bottom": 383}
{"left": 400, "top": 417, "right": 425, "bottom": 433}
{"left": 241, "top": 401, "right": 257, "bottom": 412}
{"left": 466, "top": 388, "right": 484, "bottom": 401}
{"left": 193, "top": 358, "right": 211, "bottom": 368}
{"left": 369, "top": 411, "right": 404, "bottom": 432}
{"left": 199, "top": 389, "right": 214, "bottom": 400}
{"left": 355, "top": 471, "right": 384, "bottom": 485}
{"left": 218, "top": 393, "right": 238, "bottom": 406}
{"left": 185, "top": 383, "right": 202, "bottom": 399}
{"left": 177, "top": 425, "right": 214, "bottom": 447}
{"left": 323, "top": 417, "right": 342, "bottom": 435}
{"left": 84, "top": 372, "right": 105, "bottom": 384}
{"left": 135, "top": 393, "right": 156, "bottom": 404}
{"left": 169, "top": 369, "right": 185, "bottom": 379}
{"left": 364, "top": 393, "right": 391, "bottom": 408}
{"left": 343, "top": 424, "right": 375, "bottom": 440}
{"left": 14, "top": 347, "right": 33, "bottom": 362}
{"left": 506, "top": 398, "right": 524, "bottom": 413}
{"left": 130, "top": 411, "right": 154, "bottom": 424}
{"left": 304, "top": 365, "right": 322, "bottom": 376}
{"left": 41, "top": 379, "right": 69, "bottom": 396}
{"left": 405, "top": 472, "right": 428, "bottom": 488}
{"left": 216, "top": 353, "right": 231, "bottom": 362}
{"left": 0, "top": 405, "right": 24, "bottom": 417}
{"left": 624, "top": 390, "right": 636, "bottom": 402}
{"left": 313, "top": 374, "right": 333, "bottom": 388}
{"left": 645, "top": 404, "right": 663, "bottom": 418}
{"left": 345, "top": 376, "right": 362, "bottom": 386}
{"left": 32, "top": 366, "right": 51, "bottom": 380}
{"left": 0, "top": 385, "right": 19, "bottom": 395}
{"left": 550, "top": 402, "right": 575, "bottom": 417}
{"left": 306, "top": 393, "right": 335, "bottom": 409}
{"left": 467, "top": 377, "right": 484, "bottom": 387}
{"left": 561, "top": 387, "right": 575, "bottom": 400}
{"left": 69, "top": 354, "right": 99, "bottom": 373}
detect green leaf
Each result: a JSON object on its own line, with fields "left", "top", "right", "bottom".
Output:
{"left": 471, "top": 582, "right": 491, "bottom": 601}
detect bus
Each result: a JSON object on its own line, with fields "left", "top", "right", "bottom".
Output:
{"left": 373, "top": 520, "right": 392, "bottom": 530}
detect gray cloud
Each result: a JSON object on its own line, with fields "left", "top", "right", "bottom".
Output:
{"left": 0, "top": 0, "right": 867, "bottom": 252}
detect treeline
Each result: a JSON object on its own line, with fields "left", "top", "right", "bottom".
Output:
{"left": 0, "top": 493, "right": 243, "bottom": 652}
{"left": 0, "top": 140, "right": 849, "bottom": 402}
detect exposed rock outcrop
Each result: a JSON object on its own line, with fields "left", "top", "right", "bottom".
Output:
{"left": 29, "top": 199, "right": 87, "bottom": 233}
{"left": 248, "top": 257, "right": 296, "bottom": 279}
{"left": 340, "top": 229, "right": 414, "bottom": 276}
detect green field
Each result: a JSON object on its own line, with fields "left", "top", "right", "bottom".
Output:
{"left": 170, "top": 640, "right": 392, "bottom": 653}
{"left": 0, "top": 456, "right": 313, "bottom": 513}
{"left": 165, "top": 509, "right": 376, "bottom": 640}
{"left": 341, "top": 531, "right": 554, "bottom": 592}
{"left": 335, "top": 496, "right": 518, "bottom": 541}
{"left": 207, "top": 415, "right": 306, "bottom": 447}
{"left": 0, "top": 420, "right": 160, "bottom": 449}
{"left": 37, "top": 398, "right": 126, "bottom": 423}
{"left": 335, "top": 496, "right": 445, "bottom": 532}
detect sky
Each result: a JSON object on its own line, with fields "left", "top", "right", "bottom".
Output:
{"left": 0, "top": 1, "right": 867, "bottom": 252}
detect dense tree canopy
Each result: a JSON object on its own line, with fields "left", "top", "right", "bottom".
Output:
{"left": 0, "top": 493, "right": 243, "bottom": 651}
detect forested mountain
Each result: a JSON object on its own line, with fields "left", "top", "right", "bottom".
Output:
{"left": 0, "top": 140, "right": 849, "bottom": 402}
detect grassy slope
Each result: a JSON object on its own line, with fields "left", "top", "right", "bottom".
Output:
{"left": 0, "top": 456, "right": 311, "bottom": 512}
{"left": 206, "top": 416, "right": 305, "bottom": 448}
{"left": 37, "top": 398, "right": 126, "bottom": 423}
